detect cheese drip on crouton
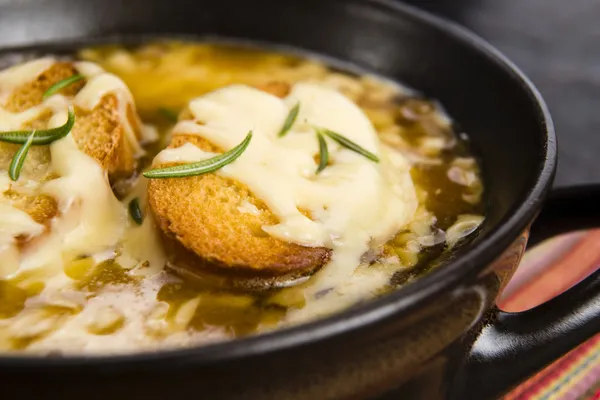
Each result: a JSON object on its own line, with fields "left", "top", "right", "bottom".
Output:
{"left": 150, "top": 83, "right": 418, "bottom": 302}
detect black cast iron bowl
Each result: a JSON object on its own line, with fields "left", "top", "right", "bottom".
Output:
{"left": 1, "top": 0, "right": 600, "bottom": 399}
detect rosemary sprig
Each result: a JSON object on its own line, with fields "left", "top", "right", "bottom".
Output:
{"left": 316, "top": 131, "right": 329, "bottom": 174}
{"left": 158, "top": 107, "right": 178, "bottom": 123}
{"left": 128, "top": 197, "right": 144, "bottom": 225}
{"left": 143, "top": 131, "right": 253, "bottom": 179}
{"left": 0, "top": 108, "right": 75, "bottom": 145}
{"left": 277, "top": 102, "right": 300, "bottom": 137}
{"left": 43, "top": 74, "right": 85, "bottom": 99}
{"left": 317, "top": 127, "right": 379, "bottom": 163}
{"left": 8, "top": 131, "right": 36, "bottom": 181}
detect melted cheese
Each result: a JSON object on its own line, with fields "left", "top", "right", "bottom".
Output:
{"left": 19, "top": 132, "right": 127, "bottom": 278}
{"left": 0, "top": 58, "right": 145, "bottom": 279}
{"left": 0, "top": 204, "right": 45, "bottom": 277}
{"left": 120, "top": 178, "right": 166, "bottom": 277}
{"left": 73, "top": 62, "right": 144, "bottom": 155}
{"left": 0, "top": 203, "right": 44, "bottom": 245}
{"left": 0, "top": 59, "right": 419, "bottom": 353}
{"left": 0, "top": 58, "right": 55, "bottom": 103}
{"left": 0, "top": 59, "right": 169, "bottom": 352}
{"left": 156, "top": 83, "right": 418, "bottom": 319}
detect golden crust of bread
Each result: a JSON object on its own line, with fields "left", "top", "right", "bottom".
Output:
{"left": 3, "top": 190, "right": 58, "bottom": 227}
{"left": 147, "top": 134, "right": 331, "bottom": 283}
{"left": 71, "top": 94, "right": 137, "bottom": 178}
{"left": 255, "top": 81, "right": 291, "bottom": 98}
{"left": 4, "top": 62, "right": 84, "bottom": 113}
{"left": 0, "top": 61, "right": 142, "bottom": 227}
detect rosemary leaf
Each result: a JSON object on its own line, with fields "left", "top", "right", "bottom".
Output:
{"left": 128, "top": 197, "right": 144, "bottom": 225}
{"left": 318, "top": 127, "right": 379, "bottom": 162}
{"left": 0, "top": 108, "right": 75, "bottom": 145}
{"left": 316, "top": 132, "right": 329, "bottom": 174}
{"left": 43, "top": 74, "right": 85, "bottom": 99}
{"left": 278, "top": 102, "right": 300, "bottom": 137}
{"left": 143, "top": 131, "right": 253, "bottom": 179}
{"left": 8, "top": 131, "right": 36, "bottom": 181}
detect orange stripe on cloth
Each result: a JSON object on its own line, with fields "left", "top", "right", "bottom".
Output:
{"left": 501, "top": 230, "right": 600, "bottom": 399}
{"left": 535, "top": 337, "right": 600, "bottom": 399}
{"left": 504, "top": 341, "right": 593, "bottom": 399}
{"left": 504, "top": 335, "right": 600, "bottom": 399}
{"left": 500, "top": 230, "right": 600, "bottom": 312}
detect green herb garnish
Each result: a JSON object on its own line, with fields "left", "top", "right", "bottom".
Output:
{"left": 316, "top": 132, "right": 329, "bottom": 174}
{"left": 0, "top": 108, "right": 75, "bottom": 145}
{"left": 128, "top": 198, "right": 143, "bottom": 225}
{"left": 8, "top": 131, "right": 36, "bottom": 181}
{"left": 317, "top": 127, "right": 379, "bottom": 162}
{"left": 278, "top": 103, "right": 300, "bottom": 137}
{"left": 143, "top": 131, "right": 253, "bottom": 179}
{"left": 43, "top": 75, "right": 85, "bottom": 99}
{"left": 158, "top": 107, "right": 179, "bottom": 123}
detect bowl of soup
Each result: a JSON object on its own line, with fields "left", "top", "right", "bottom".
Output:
{"left": 0, "top": 1, "right": 597, "bottom": 399}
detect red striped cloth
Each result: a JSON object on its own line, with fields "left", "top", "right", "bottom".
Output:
{"left": 501, "top": 230, "right": 600, "bottom": 400}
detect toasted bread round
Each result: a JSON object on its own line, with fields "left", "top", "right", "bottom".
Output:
{"left": 147, "top": 134, "right": 331, "bottom": 287}
{"left": 4, "top": 61, "right": 140, "bottom": 179}
{"left": 0, "top": 61, "right": 142, "bottom": 228}
{"left": 71, "top": 94, "right": 137, "bottom": 178}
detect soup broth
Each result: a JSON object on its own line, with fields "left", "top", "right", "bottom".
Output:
{"left": 0, "top": 42, "right": 484, "bottom": 354}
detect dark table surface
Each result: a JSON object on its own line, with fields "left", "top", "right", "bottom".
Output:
{"left": 405, "top": 0, "right": 600, "bottom": 188}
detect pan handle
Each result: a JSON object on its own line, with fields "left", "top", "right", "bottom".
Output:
{"left": 449, "top": 185, "right": 600, "bottom": 400}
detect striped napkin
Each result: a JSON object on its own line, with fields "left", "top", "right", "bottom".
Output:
{"left": 501, "top": 230, "right": 600, "bottom": 400}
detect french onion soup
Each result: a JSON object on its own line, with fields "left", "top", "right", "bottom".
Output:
{"left": 0, "top": 42, "right": 484, "bottom": 354}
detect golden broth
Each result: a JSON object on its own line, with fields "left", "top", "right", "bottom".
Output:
{"left": 0, "top": 42, "right": 484, "bottom": 353}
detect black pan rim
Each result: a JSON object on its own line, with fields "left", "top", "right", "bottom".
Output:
{"left": 0, "top": 0, "right": 556, "bottom": 370}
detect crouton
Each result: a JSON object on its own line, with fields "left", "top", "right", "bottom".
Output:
{"left": 70, "top": 94, "right": 137, "bottom": 178}
{"left": 0, "top": 60, "right": 143, "bottom": 227}
{"left": 4, "top": 61, "right": 141, "bottom": 178}
{"left": 147, "top": 134, "right": 331, "bottom": 288}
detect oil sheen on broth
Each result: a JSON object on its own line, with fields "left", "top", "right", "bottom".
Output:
{"left": 0, "top": 42, "right": 484, "bottom": 354}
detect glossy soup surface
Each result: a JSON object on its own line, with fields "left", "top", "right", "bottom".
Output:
{"left": 0, "top": 42, "right": 484, "bottom": 354}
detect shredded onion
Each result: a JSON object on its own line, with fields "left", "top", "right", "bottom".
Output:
{"left": 446, "top": 214, "right": 484, "bottom": 248}
{"left": 417, "top": 228, "right": 446, "bottom": 247}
